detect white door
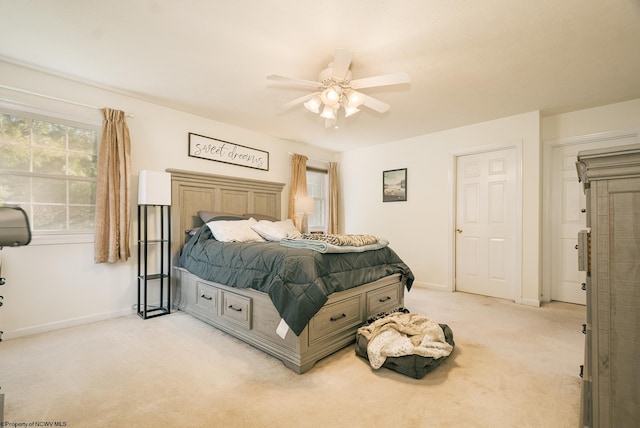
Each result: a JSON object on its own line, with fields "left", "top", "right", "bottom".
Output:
{"left": 455, "top": 148, "right": 517, "bottom": 300}
{"left": 549, "top": 136, "right": 637, "bottom": 304}
{"left": 549, "top": 144, "right": 588, "bottom": 304}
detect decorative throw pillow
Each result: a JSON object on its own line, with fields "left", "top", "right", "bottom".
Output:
{"left": 243, "top": 213, "right": 279, "bottom": 222}
{"left": 206, "top": 218, "right": 265, "bottom": 242}
{"left": 251, "top": 219, "right": 301, "bottom": 241}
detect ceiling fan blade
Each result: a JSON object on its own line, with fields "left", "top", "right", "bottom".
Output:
{"left": 267, "top": 74, "right": 321, "bottom": 88}
{"left": 361, "top": 95, "right": 391, "bottom": 113}
{"left": 278, "top": 92, "right": 320, "bottom": 110}
{"left": 331, "top": 48, "right": 353, "bottom": 80}
{"left": 350, "top": 72, "right": 410, "bottom": 89}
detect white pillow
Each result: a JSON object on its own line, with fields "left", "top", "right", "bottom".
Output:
{"left": 206, "top": 218, "right": 265, "bottom": 242}
{"left": 251, "top": 219, "right": 301, "bottom": 241}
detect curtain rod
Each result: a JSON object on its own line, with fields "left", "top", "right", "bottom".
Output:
{"left": 288, "top": 152, "right": 332, "bottom": 164}
{"left": 0, "top": 84, "right": 135, "bottom": 118}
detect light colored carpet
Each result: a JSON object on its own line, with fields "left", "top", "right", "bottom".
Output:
{"left": 0, "top": 287, "right": 584, "bottom": 427}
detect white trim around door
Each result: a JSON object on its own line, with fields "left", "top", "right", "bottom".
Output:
{"left": 541, "top": 128, "right": 640, "bottom": 303}
{"left": 448, "top": 141, "right": 523, "bottom": 303}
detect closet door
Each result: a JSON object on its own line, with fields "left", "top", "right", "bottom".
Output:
{"left": 455, "top": 148, "right": 517, "bottom": 300}
{"left": 548, "top": 135, "right": 637, "bottom": 304}
{"left": 549, "top": 143, "right": 588, "bottom": 304}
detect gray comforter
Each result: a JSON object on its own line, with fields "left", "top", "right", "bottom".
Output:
{"left": 179, "top": 227, "right": 414, "bottom": 336}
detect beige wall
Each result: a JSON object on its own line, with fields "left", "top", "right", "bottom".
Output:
{"left": 339, "top": 111, "right": 542, "bottom": 305}
{"left": 542, "top": 98, "right": 640, "bottom": 142}
{"left": 340, "top": 98, "right": 640, "bottom": 307}
{"left": 0, "top": 61, "right": 337, "bottom": 338}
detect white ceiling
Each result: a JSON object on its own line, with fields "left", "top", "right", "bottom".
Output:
{"left": 1, "top": 0, "right": 640, "bottom": 152}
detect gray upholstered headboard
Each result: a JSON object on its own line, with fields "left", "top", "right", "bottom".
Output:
{"left": 166, "top": 168, "right": 285, "bottom": 256}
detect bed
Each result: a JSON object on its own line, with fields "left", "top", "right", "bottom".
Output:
{"left": 169, "top": 169, "right": 414, "bottom": 373}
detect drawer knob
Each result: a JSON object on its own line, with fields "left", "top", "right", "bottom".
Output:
{"left": 581, "top": 283, "right": 586, "bottom": 291}
{"left": 330, "top": 313, "right": 347, "bottom": 322}
{"left": 579, "top": 365, "right": 584, "bottom": 378}
{"left": 228, "top": 305, "right": 242, "bottom": 312}
{"left": 582, "top": 324, "right": 587, "bottom": 334}
{"left": 379, "top": 296, "right": 391, "bottom": 303}
{"left": 200, "top": 294, "right": 213, "bottom": 301}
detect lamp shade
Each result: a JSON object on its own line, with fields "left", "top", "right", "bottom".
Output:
{"left": 320, "top": 105, "right": 336, "bottom": 120}
{"left": 304, "top": 95, "right": 322, "bottom": 113}
{"left": 320, "top": 85, "right": 341, "bottom": 106}
{"left": 344, "top": 106, "right": 360, "bottom": 118}
{"left": 346, "top": 89, "right": 364, "bottom": 107}
{"left": 295, "top": 196, "right": 315, "bottom": 214}
{"left": 138, "top": 170, "right": 172, "bottom": 205}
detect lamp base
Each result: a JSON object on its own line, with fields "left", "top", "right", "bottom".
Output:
{"left": 300, "top": 214, "right": 309, "bottom": 234}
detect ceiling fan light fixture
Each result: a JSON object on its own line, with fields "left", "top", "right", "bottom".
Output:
{"left": 270, "top": 48, "right": 409, "bottom": 127}
{"left": 303, "top": 95, "right": 322, "bottom": 113}
{"left": 345, "top": 89, "right": 364, "bottom": 107}
{"left": 321, "top": 85, "right": 341, "bottom": 106}
{"left": 320, "top": 104, "right": 336, "bottom": 120}
{"left": 344, "top": 106, "right": 360, "bottom": 118}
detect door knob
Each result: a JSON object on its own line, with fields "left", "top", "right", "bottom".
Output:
{"left": 456, "top": 228, "right": 463, "bottom": 233}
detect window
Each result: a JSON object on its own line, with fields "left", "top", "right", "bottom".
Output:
{"left": 0, "top": 110, "right": 99, "bottom": 241}
{"left": 306, "top": 168, "right": 328, "bottom": 233}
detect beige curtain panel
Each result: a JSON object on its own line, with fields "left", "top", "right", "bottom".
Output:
{"left": 287, "top": 153, "right": 308, "bottom": 221}
{"left": 94, "top": 108, "right": 132, "bottom": 263}
{"left": 328, "top": 162, "right": 339, "bottom": 234}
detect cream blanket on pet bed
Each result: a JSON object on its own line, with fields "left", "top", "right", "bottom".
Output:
{"left": 357, "top": 312, "right": 453, "bottom": 369}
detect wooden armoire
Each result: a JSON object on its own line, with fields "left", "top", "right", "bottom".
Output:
{"left": 576, "top": 144, "right": 640, "bottom": 427}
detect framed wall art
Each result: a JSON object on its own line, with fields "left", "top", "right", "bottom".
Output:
{"left": 188, "top": 132, "right": 269, "bottom": 171}
{"left": 382, "top": 168, "right": 407, "bottom": 202}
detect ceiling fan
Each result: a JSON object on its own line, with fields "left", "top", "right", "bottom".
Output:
{"left": 267, "top": 48, "right": 410, "bottom": 128}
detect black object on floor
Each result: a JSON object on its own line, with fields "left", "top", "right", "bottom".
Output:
{"left": 355, "top": 319, "right": 455, "bottom": 379}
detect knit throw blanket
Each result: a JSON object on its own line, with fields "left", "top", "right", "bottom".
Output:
{"left": 357, "top": 312, "right": 453, "bottom": 369}
{"left": 300, "top": 233, "right": 379, "bottom": 246}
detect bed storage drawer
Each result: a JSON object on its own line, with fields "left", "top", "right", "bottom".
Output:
{"left": 367, "top": 282, "right": 401, "bottom": 315}
{"left": 308, "top": 295, "right": 363, "bottom": 344}
{"left": 195, "top": 282, "right": 217, "bottom": 313}
{"left": 221, "top": 290, "right": 252, "bottom": 329}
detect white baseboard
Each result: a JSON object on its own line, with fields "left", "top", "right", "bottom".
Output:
{"left": 410, "top": 281, "right": 450, "bottom": 291}
{"left": 3, "top": 307, "right": 135, "bottom": 340}
{"left": 411, "top": 281, "right": 542, "bottom": 308}
{"left": 519, "top": 298, "right": 541, "bottom": 307}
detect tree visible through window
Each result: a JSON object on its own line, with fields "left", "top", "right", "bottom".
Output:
{"left": 0, "top": 111, "right": 99, "bottom": 233}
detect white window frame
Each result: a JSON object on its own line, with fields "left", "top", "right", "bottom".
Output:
{"left": 305, "top": 167, "right": 329, "bottom": 233}
{"left": 0, "top": 107, "right": 100, "bottom": 245}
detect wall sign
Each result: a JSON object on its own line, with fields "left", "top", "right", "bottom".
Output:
{"left": 188, "top": 132, "right": 269, "bottom": 171}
